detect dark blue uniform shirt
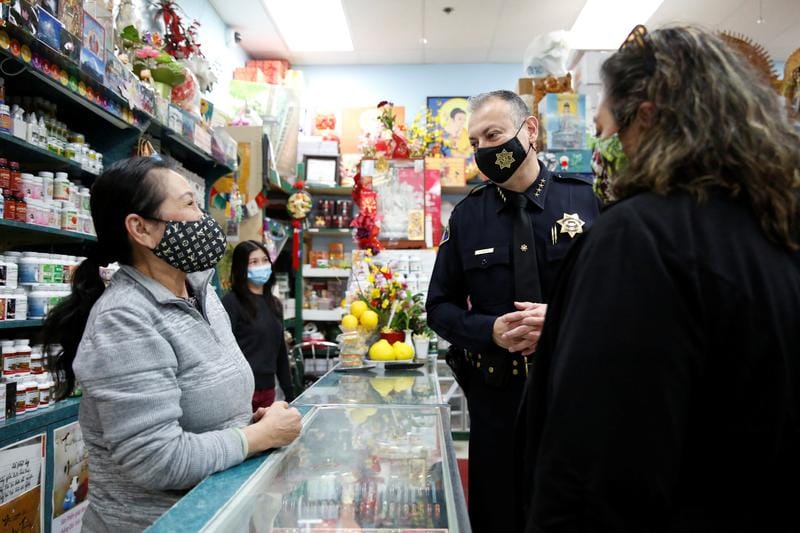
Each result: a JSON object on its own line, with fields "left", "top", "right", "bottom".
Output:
{"left": 427, "top": 163, "right": 601, "bottom": 355}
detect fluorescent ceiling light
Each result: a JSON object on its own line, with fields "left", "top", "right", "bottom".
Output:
{"left": 569, "top": 0, "right": 664, "bottom": 50}
{"left": 264, "top": 0, "right": 354, "bottom": 52}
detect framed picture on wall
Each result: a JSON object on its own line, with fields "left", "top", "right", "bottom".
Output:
{"left": 304, "top": 155, "right": 340, "bottom": 187}
{"left": 426, "top": 96, "right": 480, "bottom": 182}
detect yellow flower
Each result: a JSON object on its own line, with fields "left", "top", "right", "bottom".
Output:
{"left": 364, "top": 257, "right": 372, "bottom": 264}
{"left": 382, "top": 300, "right": 390, "bottom": 309}
{"left": 380, "top": 266, "right": 389, "bottom": 274}
{"left": 368, "top": 274, "right": 375, "bottom": 284}
{"left": 371, "top": 288, "right": 380, "bottom": 299}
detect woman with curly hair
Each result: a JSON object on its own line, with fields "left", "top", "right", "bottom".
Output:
{"left": 514, "top": 26, "right": 800, "bottom": 531}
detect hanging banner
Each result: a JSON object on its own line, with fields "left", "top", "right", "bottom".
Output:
{"left": 0, "top": 434, "right": 46, "bottom": 532}
{"left": 52, "top": 421, "right": 90, "bottom": 533}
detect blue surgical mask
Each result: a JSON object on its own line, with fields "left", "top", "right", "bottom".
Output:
{"left": 247, "top": 265, "right": 272, "bottom": 285}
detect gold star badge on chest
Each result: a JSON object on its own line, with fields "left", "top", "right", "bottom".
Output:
{"left": 520, "top": 244, "right": 529, "bottom": 252}
{"left": 556, "top": 213, "right": 585, "bottom": 238}
{"left": 495, "top": 149, "right": 515, "bottom": 169}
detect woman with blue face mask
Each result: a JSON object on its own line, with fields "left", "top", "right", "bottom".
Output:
{"left": 223, "top": 240, "right": 295, "bottom": 411}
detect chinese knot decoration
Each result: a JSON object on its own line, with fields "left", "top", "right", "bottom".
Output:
{"left": 350, "top": 171, "right": 381, "bottom": 254}
{"left": 287, "top": 181, "right": 313, "bottom": 269}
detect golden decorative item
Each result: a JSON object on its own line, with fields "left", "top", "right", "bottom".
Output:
{"left": 783, "top": 47, "right": 800, "bottom": 120}
{"left": 495, "top": 149, "right": 515, "bottom": 169}
{"left": 556, "top": 212, "right": 585, "bottom": 238}
{"left": 718, "top": 31, "right": 781, "bottom": 93}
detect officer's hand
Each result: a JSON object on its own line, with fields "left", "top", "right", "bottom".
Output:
{"left": 502, "top": 303, "right": 548, "bottom": 356}
{"left": 492, "top": 316, "right": 516, "bottom": 350}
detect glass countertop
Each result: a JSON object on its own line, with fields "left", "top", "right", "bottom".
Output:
{"left": 203, "top": 404, "right": 464, "bottom": 532}
{"left": 293, "top": 363, "right": 442, "bottom": 406}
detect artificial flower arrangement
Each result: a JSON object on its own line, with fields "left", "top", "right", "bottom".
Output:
{"left": 120, "top": 26, "right": 186, "bottom": 94}
{"left": 358, "top": 101, "right": 410, "bottom": 159}
{"left": 407, "top": 107, "right": 444, "bottom": 157}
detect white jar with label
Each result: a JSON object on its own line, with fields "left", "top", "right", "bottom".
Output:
{"left": 1, "top": 340, "right": 15, "bottom": 376}
{"left": 15, "top": 339, "right": 31, "bottom": 374}
{"left": 24, "top": 379, "right": 39, "bottom": 411}
{"left": 0, "top": 257, "right": 8, "bottom": 288}
{"left": 27, "top": 285, "right": 48, "bottom": 319}
{"left": 19, "top": 253, "right": 42, "bottom": 285}
{"left": 53, "top": 172, "right": 70, "bottom": 201}
{"left": 0, "top": 287, "right": 7, "bottom": 320}
{"left": 21, "top": 173, "right": 43, "bottom": 200}
{"left": 48, "top": 201, "right": 61, "bottom": 228}
{"left": 79, "top": 187, "right": 91, "bottom": 212}
{"left": 61, "top": 202, "right": 79, "bottom": 232}
{"left": 38, "top": 379, "right": 50, "bottom": 407}
{"left": 39, "top": 171, "right": 54, "bottom": 202}
{"left": 30, "top": 347, "right": 43, "bottom": 374}
{"left": 15, "top": 288, "right": 27, "bottom": 321}
{"left": 4, "top": 288, "right": 17, "bottom": 320}
{"left": 3, "top": 253, "right": 19, "bottom": 288}
{"left": 68, "top": 183, "right": 80, "bottom": 208}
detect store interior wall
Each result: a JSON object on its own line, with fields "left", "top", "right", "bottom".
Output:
{"left": 297, "top": 63, "right": 522, "bottom": 122}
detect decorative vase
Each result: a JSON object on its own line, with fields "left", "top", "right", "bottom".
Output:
{"left": 380, "top": 330, "right": 405, "bottom": 345}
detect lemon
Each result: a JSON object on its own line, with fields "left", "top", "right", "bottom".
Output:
{"left": 360, "top": 309, "right": 379, "bottom": 330}
{"left": 350, "top": 300, "right": 368, "bottom": 319}
{"left": 392, "top": 341, "right": 415, "bottom": 360}
{"left": 369, "top": 340, "right": 395, "bottom": 361}
{"left": 341, "top": 314, "right": 359, "bottom": 332}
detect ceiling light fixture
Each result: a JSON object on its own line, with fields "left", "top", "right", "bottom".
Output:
{"left": 264, "top": 0, "right": 354, "bottom": 52}
{"left": 756, "top": 0, "right": 765, "bottom": 24}
{"left": 569, "top": 0, "right": 664, "bottom": 50}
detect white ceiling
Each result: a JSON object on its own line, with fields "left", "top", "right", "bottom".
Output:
{"left": 209, "top": 0, "right": 800, "bottom": 66}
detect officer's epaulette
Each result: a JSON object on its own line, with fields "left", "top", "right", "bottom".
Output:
{"left": 451, "top": 182, "right": 491, "bottom": 212}
{"left": 552, "top": 172, "right": 594, "bottom": 185}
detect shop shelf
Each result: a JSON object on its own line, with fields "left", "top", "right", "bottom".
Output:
{"left": 302, "top": 308, "right": 344, "bottom": 322}
{"left": 0, "top": 319, "right": 44, "bottom": 330}
{"left": 304, "top": 228, "right": 351, "bottom": 237}
{"left": 0, "top": 219, "right": 96, "bottom": 242}
{"left": 0, "top": 132, "right": 100, "bottom": 182}
{"left": 302, "top": 267, "right": 351, "bottom": 278}
{"left": 307, "top": 186, "right": 352, "bottom": 196}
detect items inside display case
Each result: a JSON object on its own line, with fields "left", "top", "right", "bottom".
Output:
{"left": 204, "top": 405, "right": 462, "bottom": 532}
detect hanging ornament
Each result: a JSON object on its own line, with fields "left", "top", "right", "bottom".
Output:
{"left": 287, "top": 181, "right": 313, "bottom": 270}
{"left": 350, "top": 170, "right": 382, "bottom": 254}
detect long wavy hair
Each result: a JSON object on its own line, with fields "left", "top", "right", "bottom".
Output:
{"left": 229, "top": 240, "right": 282, "bottom": 321}
{"left": 42, "top": 157, "right": 171, "bottom": 399}
{"left": 602, "top": 26, "right": 800, "bottom": 249}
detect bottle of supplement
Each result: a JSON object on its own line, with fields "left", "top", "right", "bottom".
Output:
{"left": 53, "top": 172, "right": 70, "bottom": 201}
{"left": 1, "top": 340, "right": 15, "bottom": 376}
{"left": 38, "top": 379, "right": 50, "bottom": 407}
{"left": 24, "top": 379, "right": 39, "bottom": 412}
{"left": 3, "top": 252, "right": 19, "bottom": 288}
{"left": 39, "top": 171, "right": 54, "bottom": 202}
{"left": 30, "top": 346, "right": 43, "bottom": 374}
{"left": 15, "top": 339, "right": 31, "bottom": 374}
{"left": 15, "top": 288, "right": 27, "bottom": 321}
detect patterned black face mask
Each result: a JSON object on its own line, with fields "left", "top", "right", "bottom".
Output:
{"left": 151, "top": 214, "right": 227, "bottom": 273}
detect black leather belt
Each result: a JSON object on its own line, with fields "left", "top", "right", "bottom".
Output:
{"left": 468, "top": 351, "right": 528, "bottom": 387}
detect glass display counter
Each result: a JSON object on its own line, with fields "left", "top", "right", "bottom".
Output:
{"left": 293, "top": 363, "right": 442, "bottom": 406}
{"left": 148, "top": 364, "right": 469, "bottom": 532}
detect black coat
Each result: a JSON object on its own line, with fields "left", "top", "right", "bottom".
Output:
{"left": 515, "top": 190, "right": 800, "bottom": 532}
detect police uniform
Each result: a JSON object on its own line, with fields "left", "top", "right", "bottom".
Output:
{"left": 426, "top": 162, "right": 601, "bottom": 532}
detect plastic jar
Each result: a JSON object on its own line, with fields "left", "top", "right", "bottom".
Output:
{"left": 0, "top": 257, "right": 8, "bottom": 288}
{"left": 30, "top": 346, "right": 43, "bottom": 374}
{"left": 79, "top": 187, "right": 90, "bottom": 212}
{"left": 15, "top": 380, "right": 26, "bottom": 414}
{"left": 0, "top": 104, "right": 11, "bottom": 133}
{"left": 0, "top": 158, "right": 9, "bottom": 190}
{"left": 4, "top": 288, "right": 17, "bottom": 320}
{"left": 25, "top": 198, "right": 47, "bottom": 226}
{"left": 21, "top": 173, "right": 42, "bottom": 200}
{"left": 15, "top": 288, "right": 26, "bottom": 320}
{"left": 61, "top": 202, "right": 79, "bottom": 231}
{"left": 0, "top": 288, "right": 7, "bottom": 320}
{"left": 1, "top": 340, "right": 15, "bottom": 376}
{"left": 62, "top": 257, "right": 76, "bottom": 284}
{"left": 15, "top": 339, "right": 31, "bottom": 374}
{"left": 47, "top": 201, "right": 61, "bottom": 228}
{"left": 53, "top": 172, "right": 70, "bottom": 201}
{"left": 8, "top": 161, "right": 21, "bottom": 194}
{"left": 68, "top": 183, "right": 80, "bottom": 208}
{"left": 27, "top": 285, "right": 48, "bottom": 319}
{"left": 24, "top": 380, "right": 38, "bottom": 411}
{"left": 52, "top": 255, "right": 65, "bottom": 284}
{"left": 3, "top": 252, "right": 19, "bottom": 288}
{"left": 14, "top": 193, "right": 26, "bottom": 222}
{"left": 39, "top": 171, "right": 54, "bottom": 202}
{"left": 19, "top": 253, "right": 42, "bottom": 284}
{"left": 38, "top": 380, "right": 50, "bottom": 406}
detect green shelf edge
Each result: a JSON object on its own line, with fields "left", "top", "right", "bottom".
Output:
{"left": 0, "top": 319, "right": 44, "bottom": 330}
{"left": 0, "top": 219, "right": 97, "bottom": 241}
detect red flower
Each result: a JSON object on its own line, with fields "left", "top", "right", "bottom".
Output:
{"left": 377, "top": 100, "right": 391, "bottom": 108}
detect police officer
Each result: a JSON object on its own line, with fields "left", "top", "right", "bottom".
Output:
{"left": 426, "top": 90, "right": 601, "bottom": 532}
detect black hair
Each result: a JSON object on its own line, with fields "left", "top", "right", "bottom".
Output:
{"left": 468, "top": 90, "right": 530, "bottom": 125}
{"left": 450, "top": 107, "right": 466, "bottom": 119}
{"left": 229, "top": 240, "right": 282, "bottom": 321}
{"left": 43, "top": 157, "right": 172, "bottom": 400}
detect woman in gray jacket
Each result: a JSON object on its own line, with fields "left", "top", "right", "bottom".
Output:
{"left": 43, "top": 157, "right": 302, "bottom": 532}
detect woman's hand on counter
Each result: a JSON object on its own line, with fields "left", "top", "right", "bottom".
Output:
{"left": 242, "top": 402, "right": 302, "bottom": 454}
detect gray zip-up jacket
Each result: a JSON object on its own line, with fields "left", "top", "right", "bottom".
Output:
{"left": 73, "top": 265, "right": 254, "bottom": 532}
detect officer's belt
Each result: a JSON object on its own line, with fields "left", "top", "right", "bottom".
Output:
{"left": 468, "top": 351, "right": 528, "bottom": 387}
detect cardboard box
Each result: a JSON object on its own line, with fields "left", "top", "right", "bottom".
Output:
{"left": 517, "top": 77, "right": 534, "bottom": 95}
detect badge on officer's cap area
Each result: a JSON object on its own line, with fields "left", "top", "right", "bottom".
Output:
{"left": 556, "top": 213, "right": 585, "bottom": 238}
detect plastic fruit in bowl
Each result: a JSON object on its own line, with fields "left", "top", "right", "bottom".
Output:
{"left": 360, "top": 310, "right": 379, "bottom": 330}
{"left": 350, "top": 300, "right": 368, "bottom": 319}
{"left": 392, "top": 341, "right": 414, "bottom": 360}
{"left": 341, "top": 314, "right": 359, "bottom": 332}
{"left": 368, "top": 339, "right": 395, "bottom": 361}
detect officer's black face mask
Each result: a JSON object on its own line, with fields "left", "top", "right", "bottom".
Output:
{"left": 474, "top": 121, "right": 532, "bottom": 184}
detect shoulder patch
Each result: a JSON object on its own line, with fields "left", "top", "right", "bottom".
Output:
{"left": 553, "top": 172, "right": 595, "bottom": 186}
{"left": 440, "top": 223, "right": 451, "bottom": 245}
